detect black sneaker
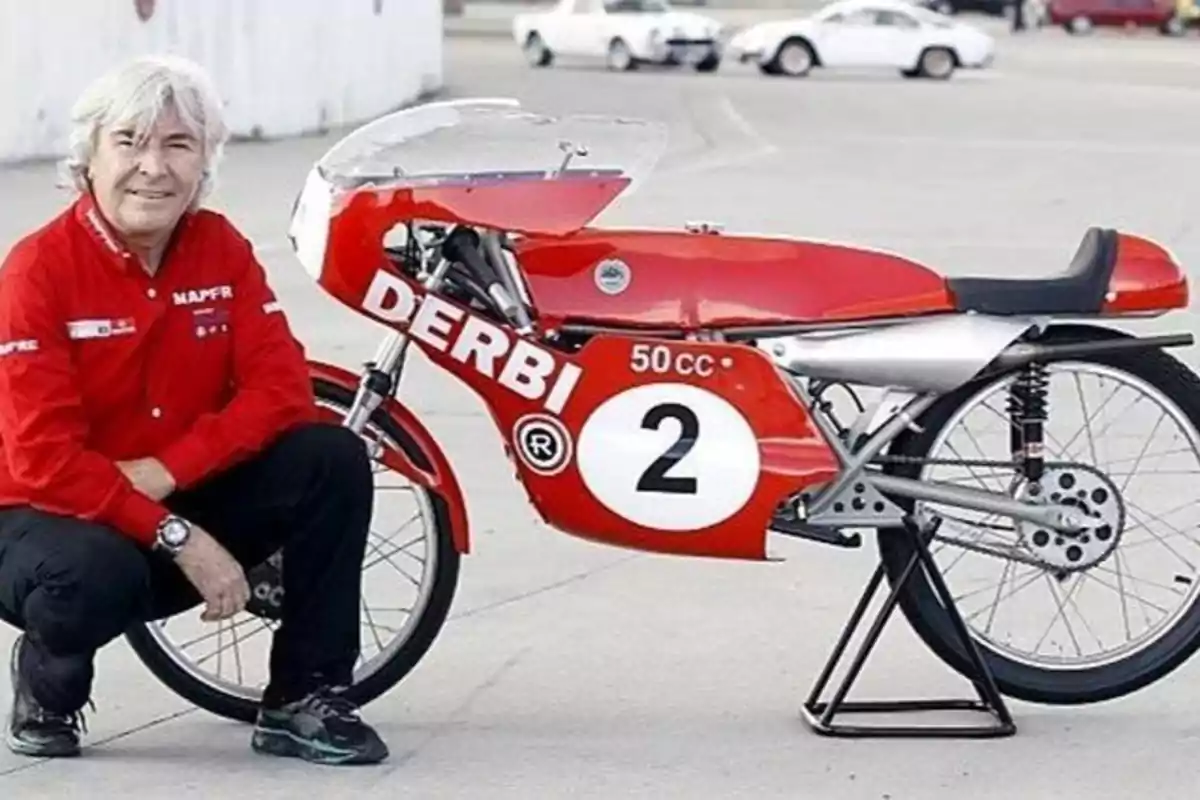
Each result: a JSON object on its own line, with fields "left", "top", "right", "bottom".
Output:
{"left": 251, "top": 685, "right": 388, "bottom": 765}
{"left": 5, "top": 635, "right": 87, "bottom": 758}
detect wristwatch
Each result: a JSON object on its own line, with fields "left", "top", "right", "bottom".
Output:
{"left": 154, "top": 514, "right": 192, "bottom": 556}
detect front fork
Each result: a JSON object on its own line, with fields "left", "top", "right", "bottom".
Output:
{"left": 342, "top": 250, "right": 455, "bottom": 436}
{"left": 342, "top": 331, "right": 412, "bottom": 437}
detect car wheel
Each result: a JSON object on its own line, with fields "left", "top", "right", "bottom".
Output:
{"left": 523, "top": 32, "right": 553, "bottom": 67}
{"left": 1067, "top": 14, "right": 1093, "bottom": 33}
{"left": 1161, "top": 15, "right": 1186, "bottom": 34}
{"left": 607, "top": 38, "right": 636, "bottom": 71}
{"left": 917, "top": 46, "right": 956, "bottom": 79}
{"left": 694, "top": 50, "right": 721, "bottom": 72}
{"left": 770, "top": 38, "right": 816, "bottom": 77}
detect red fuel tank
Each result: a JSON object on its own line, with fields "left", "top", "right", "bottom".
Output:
{"left": 513, "top": 229, "right": 957, "bottom": 331}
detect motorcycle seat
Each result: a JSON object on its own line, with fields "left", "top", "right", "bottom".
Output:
{"left": 946, "top": 227, "right": 1118, "bottom": 316}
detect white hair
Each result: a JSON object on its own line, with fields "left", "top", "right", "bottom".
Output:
{"left": 60, "top": 54, "right": 230, "bottom": 210}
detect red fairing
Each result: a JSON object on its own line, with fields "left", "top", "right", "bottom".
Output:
{"left": 513, "top": 229, "right": 957, "bottom": 330}
{"left": 1103, "top": 233, "right": 1189, "bottom": 315}
{"left": 307, "top": 361, "right": 472, "bottom": 555}
{"left": 315, "top": 194, "right": 841, "bottom": 560}
{"left": 508, "top": 335, "right": 841, "bottom": 559}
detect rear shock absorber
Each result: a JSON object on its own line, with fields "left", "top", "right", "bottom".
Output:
{"left": 1007, "top": 361, "right": 1049, "bottom": 489}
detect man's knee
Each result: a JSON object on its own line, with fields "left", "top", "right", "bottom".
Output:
{"left": 279, "top": 422, "right": 373, "bottom": 489}
{"left": 22, "top": 521, "right": 151, "bottom": 655}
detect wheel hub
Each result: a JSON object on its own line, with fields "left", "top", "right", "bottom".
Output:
{"left": 1019, "top": 464, "right": 1125, "bottom": 571}
{"left": 782, "top": 45, "right": 810, "bottom": 73}
{"left": 927, "top": 51, "right": 951, "bottom": 76}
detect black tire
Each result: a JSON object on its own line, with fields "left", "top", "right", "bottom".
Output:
{"left": 606, "top": 38, "right": 637, "bottom": 71}
{"left": 877, "top": 324, "right": 1200, "bottom": 705}
{"left": 1066, "top": 14, "right": 1093, "bottom": 33}
{"left": 767, "top": 37, "right": 816, "bottom": 77}
{"left": 917, "top": 46, "right": 957, "bottom": 79}
{"left": 694, "top": 52, "right": 721, "bottom": 72}
{"left": 523, "top": 32, "right": 553, "bottom": 67}
{"left": 1160, "top": 15, "right": 1186, "bottom": 35}
{"left": 125, "top": 376, "right": 462, "bottom": 723}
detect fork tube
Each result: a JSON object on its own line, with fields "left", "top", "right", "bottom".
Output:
{"left": 341, "top": 236, "right": 455, "bottom": 434}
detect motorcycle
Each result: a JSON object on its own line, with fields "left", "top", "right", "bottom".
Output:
{"left": 125, "top": 97, "right": 1200, "bottom": 738}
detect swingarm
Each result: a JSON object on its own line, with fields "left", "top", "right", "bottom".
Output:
{"left": 777, "top": 377, "right": 1087, "bottom": 546}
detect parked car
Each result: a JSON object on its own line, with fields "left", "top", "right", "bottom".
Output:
{"left": 514, "top": 0, "right": 726, "bottom": 72}
{"left": 916, "top": 0, "right": 1009, "bottom": 16}
{"left": 914, "top": 0, "right": 1048, "bottom": 29}
{"left": 726, "top": 0, "right": 995, "bottom": 80}
{"left": 1046, "top": 0, "right": 1187, "bottom": 33}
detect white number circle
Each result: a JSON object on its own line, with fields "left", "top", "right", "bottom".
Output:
{"left": 575, "top": 383, "right": 760, "bottom": 531}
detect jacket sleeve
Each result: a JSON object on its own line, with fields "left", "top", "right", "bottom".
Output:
{"left": 154, "top": 228, "right": 318, "bottom": 489}
{"left": 0, "top": 241, "right": 171, "bottom": 546}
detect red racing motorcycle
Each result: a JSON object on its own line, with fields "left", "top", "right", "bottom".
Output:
{"left": 126, "top": 98, "right": 1200, "bottom": 738}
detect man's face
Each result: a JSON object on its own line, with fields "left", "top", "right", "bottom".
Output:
{"left": 88, "top": 103, "right": 205, "bottom": 245}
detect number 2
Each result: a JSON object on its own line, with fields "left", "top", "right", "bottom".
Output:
{"left": 636, "top": 402, "right": 699, "bottom": 494}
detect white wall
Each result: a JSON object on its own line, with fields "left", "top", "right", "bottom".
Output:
{"left": 0, "top": 0, "right": 444, "bottom": 163}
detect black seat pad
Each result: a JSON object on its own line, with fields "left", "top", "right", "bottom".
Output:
{"left": 947, "top": 227, "right": 1118, "bottom": 315}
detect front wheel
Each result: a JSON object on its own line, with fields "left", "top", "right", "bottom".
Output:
{"left": 878, "top": 325, "right": 1200, "bottom": 705}
{"left": 1066, "top": 14, "right": 1093, "bottom": 33}
{"left": 125, "top": 377, "right": 462, "bottom": 723}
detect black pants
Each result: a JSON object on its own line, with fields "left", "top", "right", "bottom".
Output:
{"left": 0, "top": 421, "right": 374, "bottom": 715}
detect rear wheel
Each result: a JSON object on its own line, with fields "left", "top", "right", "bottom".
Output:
{"left": 607, "top": 38, "right": 637, "bottom": 71}
{"left": 878, "top": 325, "right": 1200, "bottom": 705}
{"left": 125, "top": 377, "right": 462, "bottom": 723}
{"left": 1161, "top": 15, "right": 1186, "bottom": 35}
{"left": 694, "top": 50, "right": 721, "bottom": 72}
{"left": 918, "top": 46, "right": 956, "bottom": 79}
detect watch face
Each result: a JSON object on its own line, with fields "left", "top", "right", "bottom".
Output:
{"left": 161, "top": 518, "right": 190, "bottom": 546}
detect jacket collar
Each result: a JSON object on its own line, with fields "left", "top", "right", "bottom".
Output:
{"left": 72, "top": 192, "right": 194, "bottom": 275}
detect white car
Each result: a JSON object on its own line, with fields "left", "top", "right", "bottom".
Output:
{"left": 726, "top": 0, "right": 995, "bottom": 79}
{"left": 514, "top": 0, "right": 726, "bottom": 72}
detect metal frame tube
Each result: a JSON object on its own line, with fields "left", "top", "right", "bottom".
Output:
{"left": 869, "top": 472, "right": 1082, "bottom": 531}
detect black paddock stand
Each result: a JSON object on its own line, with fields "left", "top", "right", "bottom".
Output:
{"left": 801, "top": 514, "right": 1017, "bottom": 738}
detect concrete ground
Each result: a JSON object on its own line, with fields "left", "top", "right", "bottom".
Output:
{"left": 4, "top": 15, "right": 1200, "bottom": 799}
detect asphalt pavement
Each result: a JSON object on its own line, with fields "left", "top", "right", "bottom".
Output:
{"left": 4, "top": 17, "right": 1200, "bottom": 799}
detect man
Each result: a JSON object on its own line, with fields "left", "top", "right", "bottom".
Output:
{"left": 0, "top": 54, "right": 387, "bottom": 765}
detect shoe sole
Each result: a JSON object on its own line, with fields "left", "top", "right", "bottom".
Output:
{"left": 251, "top": 727, "right": 388, "bottom": 766}
{"left": 5, "top": 729, "right": 80, "bottom": 758}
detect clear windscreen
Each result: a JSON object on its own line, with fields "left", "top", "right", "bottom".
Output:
{"left": 312, "top": 97, "right": 670, "bottom": 195}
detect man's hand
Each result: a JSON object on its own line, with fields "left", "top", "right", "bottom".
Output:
{"left": 116, "top": 457, "right": 177, "bottom": 501}
{"left": 173, "top": 526, "right": 251, "bottom": 622}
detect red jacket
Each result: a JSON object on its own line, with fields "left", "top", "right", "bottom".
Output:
{"left": 0, "top": 194, "right": 317, "bottom": 546}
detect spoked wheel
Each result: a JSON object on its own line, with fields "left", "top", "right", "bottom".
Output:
{"left": 124, "top": 377, "right": 461, "bottom": 723}
{"left": 878, "top": 326, "right": 1200, "bottom": 705}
